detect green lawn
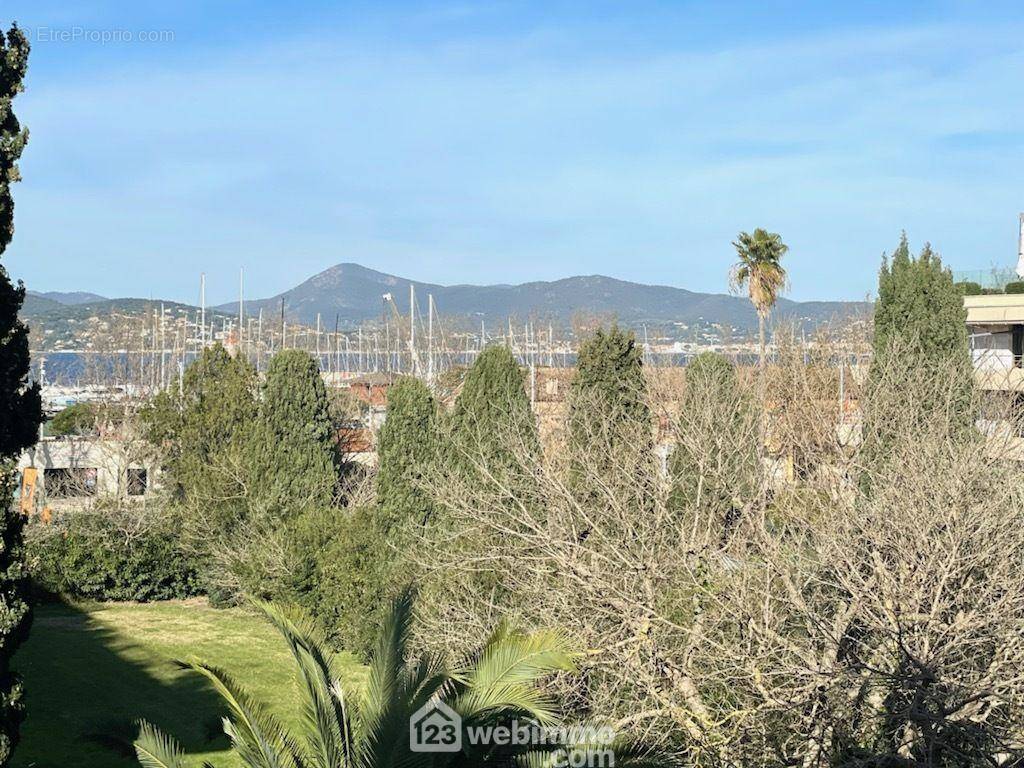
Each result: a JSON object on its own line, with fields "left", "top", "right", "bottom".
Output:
{"left": 12, "top": 600, "right": 364, "bottom": 767}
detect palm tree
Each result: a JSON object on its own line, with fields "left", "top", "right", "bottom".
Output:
{"left": 133, "top": 591, "right": 580, "bottom": 768}
{"left": 730, "top": 229, "right": 789, "bottom": 367}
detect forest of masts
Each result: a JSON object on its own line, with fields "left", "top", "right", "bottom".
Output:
{"left": 34, "top": 279, "right": 860, "bottom": 392}
{"left": 33, "top": 282, "right": 599, "bottom": 391}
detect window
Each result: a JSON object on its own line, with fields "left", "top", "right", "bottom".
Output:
{"left": 44, "top": 467, "right": 98, "bottom": 499}
{"left": 126, "top": 468, "right": 148, "bottom": 497}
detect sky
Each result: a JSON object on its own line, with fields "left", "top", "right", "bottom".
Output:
{"left": 1, "top": 1, "right": 1023, "bottom": 305}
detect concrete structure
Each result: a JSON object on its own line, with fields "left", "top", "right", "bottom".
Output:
{"left": 16, "top": 437, "right": 154, "bottom": 513}
{"left": 965, "top": 294, "right": 1024, "bottom": 391}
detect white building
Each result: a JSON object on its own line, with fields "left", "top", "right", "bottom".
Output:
{"left": 17, "top": 437, "right": 154, "bottom": 513}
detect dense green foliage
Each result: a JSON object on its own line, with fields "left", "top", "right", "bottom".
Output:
{"left": 1005, "top": 280, "right": 1024, "bottom": 295}
{"left": 25, "top": 511, "right": 200, "bottom": 602}
{"left": 864, "top": 234, "right": 974, "bottom": 468}
{"left": 570, "top": 325, "right": 649, "bottom": 437}
{"left": 47, "top": 401, "right": 96, "bottom": 436}
{"left": 0, "top": 25, "right": 38, "bottom": 765}
{"left": 567, "top": 325, "right": 654, "bottom": 511}
{"left": 873, "top": 234, "right": 969, "bottom": 361}
{"left": 449, "top": 345, "right": 539, "bottom": 481}
{"left": 307, "top": 377, "right": 440, "bottom": 657}
{"left": 305, "top": 505, "right": 382, "bottom": 655}
{"left": 375, "top": 377, "right": 437, "bottom": 533}
{"left": 954, "top": 280, "right": 983, "bottom": 296}
{"left": 144, "top": 343, "right": 257, "bottom": 507}
{"left": 142, "top": 343, "right": 258, "bottom": 598}
{"left": 245, "top": 350, "right": 338, "bottom": 515}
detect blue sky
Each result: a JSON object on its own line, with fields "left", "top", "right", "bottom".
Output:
{"left": 2, "top": 1, "right": 1023, "bottom": 304}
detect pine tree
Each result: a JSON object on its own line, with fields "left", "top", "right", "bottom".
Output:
{"left": 246, "top": 349, "right": 338, "bottom": 516}
{"left": 449, "top": 345, "right": 539, "bottom": 485}
{"left": 0, "top": 24, "right": 38, "bottom": 764}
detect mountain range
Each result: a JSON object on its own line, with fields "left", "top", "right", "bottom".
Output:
{"left": 23, "top": 263, "right": 869, "bottom": 347}
{"left": 213, "top": 263, "right": 868, "bottom": 333}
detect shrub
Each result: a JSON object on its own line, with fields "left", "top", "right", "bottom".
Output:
{"left": 47, "top": 402, "right": 96, "bottom": 436}
{"left": 302, "top": 505, "right": 383, "bottom": 656}
{"left": 1006, "top": 281, "right": 1024, "bottom": 294}
{"left": 954, "top": 280, "right": 983, "bottom": 296}
{"left": 25, "top": 508, "right": 201, "bottom": 602}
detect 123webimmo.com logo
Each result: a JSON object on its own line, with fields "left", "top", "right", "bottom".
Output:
{"left": 410, "top": 700, "right": 462, "bottom": 752}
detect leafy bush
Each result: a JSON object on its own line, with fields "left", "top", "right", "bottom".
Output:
{"left": 1006, "top": 281, "right": 1024, "bottom": 294}
{"left": 47, "top": 402, "right": 97, "bottom": 436}
{"left": 25, "top": 508, "right": 201, "bottom": 602}
{"left": 299, "top": 504, "right": 384, "bottom": 657}
{"left": 954, "top": 280, "right": 983, "bottom": 296}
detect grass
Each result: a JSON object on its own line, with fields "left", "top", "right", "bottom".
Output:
{"left": 11, "top": 599, "right": 364, "bottom": 767}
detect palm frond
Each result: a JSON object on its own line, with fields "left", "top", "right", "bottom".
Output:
{"left": 256, "top": 600, "right": 351, "bottom": 768}
{"left": 360, "top": 588, "right": 415, "bottom": 731}
{"left": 453, "top": 628, "right": 577, "bottom": 725}
{"left": 182, "top": 660, "right": 303, "bottom": 768}
{"left": 355, "top": 588, "right": 432, "bottom": 768}
{"left": 133, "top": 721, "right": 189, "bottom": 768}
{"left": 731, "top": 228, "right": 788, "bottom": 312}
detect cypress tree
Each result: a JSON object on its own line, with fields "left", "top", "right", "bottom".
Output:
{"left": 0, "top": 25, "right": 38, "bottom": 763}
{"left": 246, "top": 349, "right": 338, "bottom": 515}
{"left": 314, "top": 376, "right": 438, "bottom": 656}
{"left": 873, "top": 233, "right": 969, "bottom": 361}
{"left": 568, "top": 325, "right": 653, "bottom": 507}
{"left": 376, "top": 376, "right": 437, "bottom": 533}
{"left": 569, "top": 324, "right": 650, "bottom": 449}
{"left": 449, "top": 345, "right": 540, "bottom": 485}
{"left": 669, "top": 352, "right": 757, "bottom": 525}
{"left": 863, "top": 235, "right": 974, "bottom": 466}
{"left": 144, "top": 343, "right": 257, "bottom": 507}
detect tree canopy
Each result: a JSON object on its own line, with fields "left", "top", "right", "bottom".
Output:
{"left": 0, "top": 24, "right": 36, "bottom": 764}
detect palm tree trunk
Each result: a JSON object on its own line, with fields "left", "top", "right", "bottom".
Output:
{"left": 758, "top": 312, "right": 766, "bottom": 368}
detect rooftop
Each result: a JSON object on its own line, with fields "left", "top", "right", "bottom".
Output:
{"left": 964, "top": 294, "right": 1024, "bottom": 324}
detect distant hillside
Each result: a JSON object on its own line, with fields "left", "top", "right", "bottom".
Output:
{"left": 22, "top": 297, "right": 233, "bottom": 351}
{"left": 220, "top": 262, "right": 869, "bottom": 333}
{"left": 28, "top": 290, "right": 107, "bottom": 306}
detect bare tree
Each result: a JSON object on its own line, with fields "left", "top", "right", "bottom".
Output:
{"left": 411, "top": 338, "right": 1024, "bottom": 767}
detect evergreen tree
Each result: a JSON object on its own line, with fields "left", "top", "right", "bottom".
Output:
{"left": 669, "top": 353, "right": 757, "bottom": 527}
{"left": 449, "top": 345, "right": 540, "bottom": 484}
{"left": 314, "top": 376, "right": 438, "bottom": 656}
{"left": 142, "top": 343, "right": 257, "bottom": 599}
{"left": 569, "top": 324, "right": 650, "bottom": 446}
{"left": 568, "top": 325, "right": 653, "bottom": 507}
{"left": 0, "top": 25, "right": 38, "bottom": 764}
{"left": 246, "top": 349, "right": 338, "bottom": 515}
{"left": 863, "top": 235, "right": 974, "bottom": 467}
{"left": 376, "top": 376, "right": 437, "bottom": 533}
{"left": 873, "top": 233, "right": 969, "bottom": 361}
{"left": 144, "top": 343, "right": 257, "bottom": 506}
